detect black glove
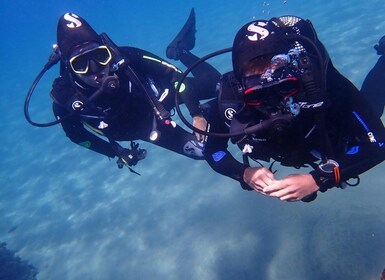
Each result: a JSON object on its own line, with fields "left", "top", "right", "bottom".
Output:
{"left": 116, "top": 142, "right": 147, "bottom": 168}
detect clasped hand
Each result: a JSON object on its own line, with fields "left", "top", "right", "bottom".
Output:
{"left": 243, "top": 167, "right": 320, "bottom": 202}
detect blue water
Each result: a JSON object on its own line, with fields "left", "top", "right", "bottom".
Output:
{"left": 1, "top": 0, "right": 385, "bottom": 279}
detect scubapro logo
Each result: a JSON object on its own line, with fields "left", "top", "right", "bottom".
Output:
{"left": 247, "top": 21, "right": 269, "bottom": 41}
{"left": 72, "top": 100, "right": 84, "bottom": 111}
{"left": 64, "top": 13, "right": 82, "bottom": 28}
{"left": 224, "top": 108, "right": 236, "bottom": 121}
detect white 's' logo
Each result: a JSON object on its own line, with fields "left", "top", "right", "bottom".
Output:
{"left": 71, "top": 100, "right": 83, "bottom": 110}
{"left": 224, "top": 108, "right": 236, "bottom": 121}
{"left": 247, "top": 22, "right": 269, "bottom": 41}
{"left": 64, "top": 13, "right": 82, "bottom": 28}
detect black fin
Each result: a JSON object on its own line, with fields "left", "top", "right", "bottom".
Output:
{"left": 166, "top": 8, "right": 196, "bottom": 60}
{"left": 374, "top": 35, "right": 385, "bottom": 55}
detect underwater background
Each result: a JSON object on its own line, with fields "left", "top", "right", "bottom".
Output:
{"left": 1, "top": 0, "right": 385, "bottom": 279}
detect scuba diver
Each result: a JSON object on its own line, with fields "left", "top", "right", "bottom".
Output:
{"left": 199, "top": 16, "right": 385, "bottom": 202}
{"left": 361, "top": 35, "right": 385, "bottom": 118}
{"left": 24, "top": 10, "right": 220, "bottom": 173}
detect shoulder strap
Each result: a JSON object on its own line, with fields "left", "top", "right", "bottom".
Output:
{"left": 124, "top": 64, "right": 170, "bottom": 121}
{"left": 99, "top": 34, "right": 171, "bottom": 122}
{"left": 217, "top": 71, "right": 244, "bottom": 127}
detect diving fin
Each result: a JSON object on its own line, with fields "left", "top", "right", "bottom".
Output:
{"left": 166, "top": 8, "right": 196, "bottom": 60}
{"left": 374, "top": 35, "right": 385, "bottom": 55}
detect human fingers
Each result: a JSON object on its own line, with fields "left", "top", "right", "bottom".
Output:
{"left": 194, "top": 132, "right": 205, "bottom": 142}
{"left": 265, "top": 184, "right": 303, "bottom": 201}
{"left": 248, "top": 175, "right": 276, "bottom": 193}
{"left": 253, "top": 183, "right": 267, "bottom": 194}
{"left": 263, "top": 181, "right": 285, "bottom": 194}
{"left": 261, "top": 173, "right": 276, "bottom": 187}
{"left": 279, "top": 194, "right": 300, "bottom": 202}
{"left": 253, "top": 167, "right": 276, "bottom": 185}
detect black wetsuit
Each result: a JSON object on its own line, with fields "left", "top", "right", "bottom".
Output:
{"left": 51, "top": 47, "right": 220, "bottom": 160}
{"left": 361, "top": 55, "right": 385, "bottom": 118}
{"left": 203, "top": 62, "right": 385, "bottom": 191}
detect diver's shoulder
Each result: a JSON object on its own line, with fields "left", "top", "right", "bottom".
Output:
{"left": 118, "top": 46, "right": 160, "bottom": 60}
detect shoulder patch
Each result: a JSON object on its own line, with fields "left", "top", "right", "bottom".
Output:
{"left": 212, "top": 151, "right": 226, "bottom": 162}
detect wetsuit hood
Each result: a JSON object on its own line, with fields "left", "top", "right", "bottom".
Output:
{"left": 232, "top": 16, "right": 328, "bottom": 83}
{"left": 57, "top": 13, "right": 102, "bottom": 60}
{"left": 232, "top": 19, "right": 290, "bottom": 81}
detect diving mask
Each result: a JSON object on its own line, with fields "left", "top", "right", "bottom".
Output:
{"left": 242, "top": 49, "right": 302, "bottom": 107}
{"left": 69, "top": 45, "right": 112, "bottom": 74}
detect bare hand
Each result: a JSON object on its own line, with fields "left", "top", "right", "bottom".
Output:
{"left": 243, "top": 167, "right": 276, "bottom": 195}
{"left": 263, "top": 173, "right": 319, "bottom": 202}
{"left": 192, "top": 115, "right": 208, "bottom": 142}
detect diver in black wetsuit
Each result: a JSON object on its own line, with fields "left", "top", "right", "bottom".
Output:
{"left": 202, "top": 16, "right": 385, "bottom": 202}
{"left": 45, "top": 10, "right": 220, "bottom": 170}
{"left": 361, "top": 36, "right": 385, "bottom": 118}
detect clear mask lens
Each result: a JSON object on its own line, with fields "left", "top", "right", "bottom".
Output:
{"left": 243, "top": 48, "right": 302, "bottom": 106}
{"left": 244, "top": 77, "right": 300, "bottom": 106}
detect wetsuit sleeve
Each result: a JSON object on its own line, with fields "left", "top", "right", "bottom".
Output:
{"left": 203, "top": 101, "right": 249, "bottom": 184}
{"left": 204, "top": 140, "right": 248, "bottom": 183}
{"left": 52, "top": 103, "right": 116, "bottom": 158}
{"left": 334, "top": 94, "right": 385, "bottom": 181}
{"left": 310, "top": 66, "right": 385, "bottom": 191}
